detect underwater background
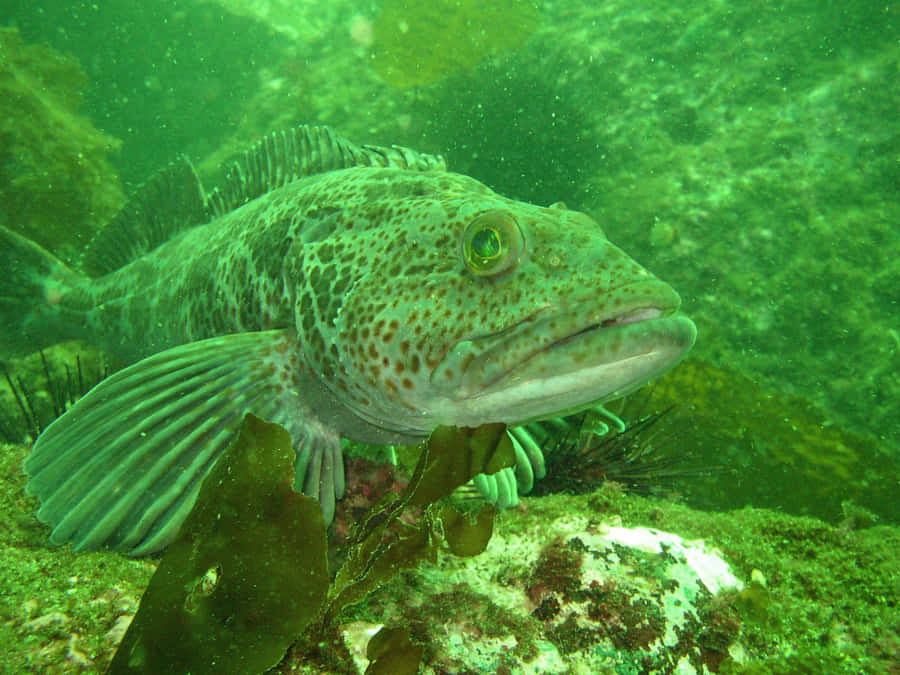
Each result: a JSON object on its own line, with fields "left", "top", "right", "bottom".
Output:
{"left": 0, "top": 0, "right": 897, "bottom": 673}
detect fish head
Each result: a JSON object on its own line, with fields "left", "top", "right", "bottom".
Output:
{"left": 297, "top": 169, "right": 696, "bottom": 437}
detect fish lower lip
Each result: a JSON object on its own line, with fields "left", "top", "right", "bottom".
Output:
{"left": 445, "top": 311, "right": 696, "bottom": 423}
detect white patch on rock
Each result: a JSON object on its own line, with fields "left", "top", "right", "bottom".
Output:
{"left": 600, "top": 525, "right": 743, "bottom": 594}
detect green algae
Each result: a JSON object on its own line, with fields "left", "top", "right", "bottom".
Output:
{"left": 410, "top": 424, "right": 516, "bottom": 508}
{"left": 272, "top": 425, "right": 513, "bottom": 673}
{"left": 371, "top": 0, "right": 538, "bottom": 88}
{"left": 439, "top": 504, "right": 495, "bottom": 558}
{"left": 0, "top": 27, "right": 123, "bottom": 257}
{"left": 643, "top": 359, "right": 900, "bottom": 524}
{"left": 108, "top": 415, "right": 329, "bottom": 674}
{"left": 364, "top": 626, "right": 422, "bottom": 675}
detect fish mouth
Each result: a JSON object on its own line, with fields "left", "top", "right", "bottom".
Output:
{"left": 433, "top": 280, "right": 697, "bottom": 425}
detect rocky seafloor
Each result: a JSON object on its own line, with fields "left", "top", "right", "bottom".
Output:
{"left": 2, "top": 434, "right": 898, "bottom": 674}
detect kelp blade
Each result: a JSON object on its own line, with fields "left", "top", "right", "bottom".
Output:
{"left": 107, "top": 414, "right": 329, "bottom": 674}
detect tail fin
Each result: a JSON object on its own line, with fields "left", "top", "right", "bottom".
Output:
{"left": 0, "top": 226, "right": 85, "bottom": 359}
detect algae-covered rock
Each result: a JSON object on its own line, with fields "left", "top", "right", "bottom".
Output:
{"left": 0, "top": 26, "right": 123, "bottom": 257}
{"left": 645, "top": 359, "right": 900, "bottom": 525}
{"left": 350, "top": 507, "right": 745, "bottom": 674}
{"left": 371, "top": 0, "right": 538, "bottom": 88}
{"left": 0, "top": 439, "right": 156, "bottom": 673}
{"left": 3, "top": 427, "right": 896, "bottom": 673}
{"left": 336, "top": 487, "right": 898, "bottom": 674}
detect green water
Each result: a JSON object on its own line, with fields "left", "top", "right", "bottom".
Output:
{"left": 0, "top": 1, "right": 897, "bottom": 673}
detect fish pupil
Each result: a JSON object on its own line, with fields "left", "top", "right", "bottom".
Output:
{"left": 472, "top": 228, "right": 502, "bottom": 260}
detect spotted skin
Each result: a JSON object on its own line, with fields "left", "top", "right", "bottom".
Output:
{"left": 43, "top": 163, "right": 694, "bottom": 441}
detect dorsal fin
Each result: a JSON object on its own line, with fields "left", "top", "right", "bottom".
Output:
{"left": 80, "top": 157, "right": 209, "bottom": 277}
{"left": 206, "top": 125, "right": 446, "bottom": 218}
{"left": 80, "top": 126, "right": 446, "bottom": 276}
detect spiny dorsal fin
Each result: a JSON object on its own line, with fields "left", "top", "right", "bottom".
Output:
{"left": 80, "top": 126, "right": 446, "bottom": 276}
{"left": 80, "top": 157, "right": 209, "bottom": 277}
{"left": 206, "top": 125, "right": 446, "bottom": 218}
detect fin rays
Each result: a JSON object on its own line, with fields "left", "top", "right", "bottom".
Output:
{"left": 25, "top": 331, "right": 291, "bottom": 554}
{"left": 79, "top": 125, "right": 446, "bottom": 276}
{"left": 207, "top": 125, "right": 446, "bottom": 218}
{"left": 80, "top": 157, "right": 208, "bottom": 277}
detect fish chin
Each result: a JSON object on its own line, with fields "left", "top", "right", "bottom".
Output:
{"left": 440, "top": 314, "right": 696, "bottom": 427}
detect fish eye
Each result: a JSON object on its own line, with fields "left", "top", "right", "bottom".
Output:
{"left": 461, "top": 211, "right": 524, "bottom": 277}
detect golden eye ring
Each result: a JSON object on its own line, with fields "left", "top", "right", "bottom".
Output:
{"left": 461, "top": 211, "right": 525, "bottom": 277}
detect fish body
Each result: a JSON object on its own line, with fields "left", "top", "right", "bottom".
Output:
{"left": 0, "top": 126, "right": 696, "bottom": 554}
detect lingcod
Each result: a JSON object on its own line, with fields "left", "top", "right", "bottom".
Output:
{"left": 0, "top": 126, "right": 696, "bottom": 555}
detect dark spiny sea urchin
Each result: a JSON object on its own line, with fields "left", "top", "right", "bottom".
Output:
{"left": 0, "top": 350, "right": 107, "bottom": 443}
{"left": 531, "top": 395, "right": 713, "bottom": 498}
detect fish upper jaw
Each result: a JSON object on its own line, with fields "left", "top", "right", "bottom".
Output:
{"left": 428, "top": 280, "right": 697, "bottom": 426}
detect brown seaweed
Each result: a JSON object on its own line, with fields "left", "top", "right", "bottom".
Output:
{"left": 107, "top": 415, "right": 329, "bottom": 674}
{"left": 107, "top": 418, "right": 514, "bottom": 674}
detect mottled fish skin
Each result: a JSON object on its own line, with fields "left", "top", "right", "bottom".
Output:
{"left": 58, "top": 165, "right": 692, "bottom": 439}
{"left": 5, "top": 126, "right": 696, "bottom": 553}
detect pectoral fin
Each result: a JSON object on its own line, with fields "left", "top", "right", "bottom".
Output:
{"left": 24, "top": 330, "right": 338, "bottom": 556}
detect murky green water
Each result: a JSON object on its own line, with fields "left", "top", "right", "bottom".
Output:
{"left": 1, "top": 2, "right": 897, "bottom": 673}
